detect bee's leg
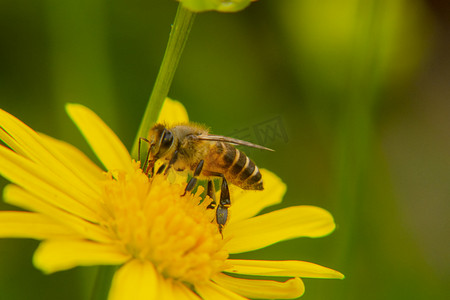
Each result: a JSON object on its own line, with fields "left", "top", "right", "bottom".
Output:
{"left": 164, "top": 150, "right": 179, "bottom": 175}
{"left": 216, "top": 176, "right": 230, "bottom": 235}
{"left": 156, "top": 164, "right": 166, "bottom": 174}
{"left": 206, "top": 180, "right": 216, "bottom": 209}
{"left": 147, "top": 165, "right": 155, "bottom": 178}
{"left": 182, "top": 160, "right": 204, "bottom": 196}
{"left": 138, "top": 137, "right": 151, "bottom": 174}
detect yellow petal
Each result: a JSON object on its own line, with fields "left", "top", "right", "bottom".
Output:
{"left": 212, "top": 273, "right": 304, "bottom": 299}
{"left": 174, "top": 282, "right": 202, "bottom": 300}
{"left": 0, "top": 109, "right": 103, "bottom": 206}
{"left": 4, "top": 184, "right": 111, "bottom": 243}
{"left": 0, "top": 146, "right": 99, "bottom": 222}
{"left": 66, "top": 103, "right": 133, "bottom": 172}
{"left": 33, "top": 239, "right": 129, "bottom": 274}
{"left": 229, "top": 169, "right": 286, "bottom": 223}
{"left": 0, "top": 110, "right": 27, "bottom": 157}
{"left": 39, "top": 133, "right": 104, "bottom": 191}
{"left": 108, "top": 260, "right": 158, "bottom": 300}
{"left": 0, "top": 211, "right": 79, "bottom": 239}
{"left": 195, "top": 281, "right": 248, "bottom": 300}
{"left": 157, "top": 98, "right": 189, "bottom": 125}
{"left": 158, "top": 278, "right": 202, "bottom": 300}
{"left": 157, "top": 278, "right": 177, "bottom": 300}
{"left": 225, "top": 206, "right": 336, "bottom": 254}
{"left": 225, "top": 259, "right": 344, "bottom": 279}
{"left": 0, "top": 108, "right": 64, "bottom": 164}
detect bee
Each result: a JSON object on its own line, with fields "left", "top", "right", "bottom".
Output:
{"left": 139, "top": 123, "right": 273, "bottom": 234}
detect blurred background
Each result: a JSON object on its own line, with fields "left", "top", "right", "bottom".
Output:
{"left": 0, "top": 0, "right": 448, "bottom": 299}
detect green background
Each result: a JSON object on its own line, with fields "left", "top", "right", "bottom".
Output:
{"left": 0, "top": 0, "right": 448, "bottom": 299}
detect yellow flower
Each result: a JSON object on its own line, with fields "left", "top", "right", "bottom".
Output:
{"left": 0, "top": 99, "right": 343, "bottom": 299}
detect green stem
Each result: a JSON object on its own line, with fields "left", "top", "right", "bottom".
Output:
{"left": 131, "top": 4, "right": 196, "bottom": 160}
{"left": 89, "top": 5, "right": 195, "bottom": 299}
{"left": 90, "top": 265, "right": 118, "bottom": 300}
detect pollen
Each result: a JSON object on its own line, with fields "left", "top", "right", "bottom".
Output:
{"left": 98, "top": 162, "right": 229, "bottom": 284}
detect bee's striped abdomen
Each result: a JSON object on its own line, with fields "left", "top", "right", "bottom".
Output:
{"left": 217, "top": 142, "right": 263, "bottom": 190}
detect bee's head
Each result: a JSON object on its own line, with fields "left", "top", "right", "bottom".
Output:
{"left": 147, "top": 124, "right": 175, "bottom": 161}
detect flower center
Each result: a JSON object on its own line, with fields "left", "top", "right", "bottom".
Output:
{"left": 98, "top": 162, "right": 229, "bottom": 284}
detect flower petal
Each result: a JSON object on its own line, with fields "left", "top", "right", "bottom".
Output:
{"left": 66, "top": 103, "right": 133, "bottom": 172}
{"left": 225, "top": 259, "right": 345, "bottom": 279}
{"left": 229, "top": 169, "right": 286, "bottom": 223}
{"left": 225, "top": 206, "right": 336, "bottom": 253}
{"left": 0, "top": 211, "right": 79, "bottom": 239}
{"left": 157, "top": 98, "right": 189, "bottom": 125}
{"left": 0, "top": 110, "right": 28, "bottom": 157}
{"left": 158, "top": 278, "right": 202, "bottom": 300}
{"left": 0, "top": 109, "right": 103, "bottom": 208}
{"left": 4, "top": 184, "right": 111, "bottom": 243}
{"left": 195, "top": 281, "right": 248, "bottom": 300}
{"left": 108, "top": 260, "right": 158, "bottom": 300}
{"left": 33, "top": 239, "right": 129, "bottom": 274}
{"left": 212, "top": 273, "right": 304, "bottom": 299}
{"left": 174, "top": 282, "right": 202, "bottom": 300}
{"left": 0, "top": 145, "right": 99, "bottom": 222}
{"left": 0, "top": 108, "right": 68, "bottom": 166}
{"left": 38, "top": 133, "right": 105, "bottom": 190}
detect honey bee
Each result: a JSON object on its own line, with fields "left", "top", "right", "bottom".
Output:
{"left": 139, "top": 123, "right": 273, "bottom": 234}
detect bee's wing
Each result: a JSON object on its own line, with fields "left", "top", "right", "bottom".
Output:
{"left": 195, "top": 134, "right": 275, "bottom": 152}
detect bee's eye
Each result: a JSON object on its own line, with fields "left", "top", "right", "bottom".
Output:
{"left": 160, "top": 130, "right": 174, "bottom": 149}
